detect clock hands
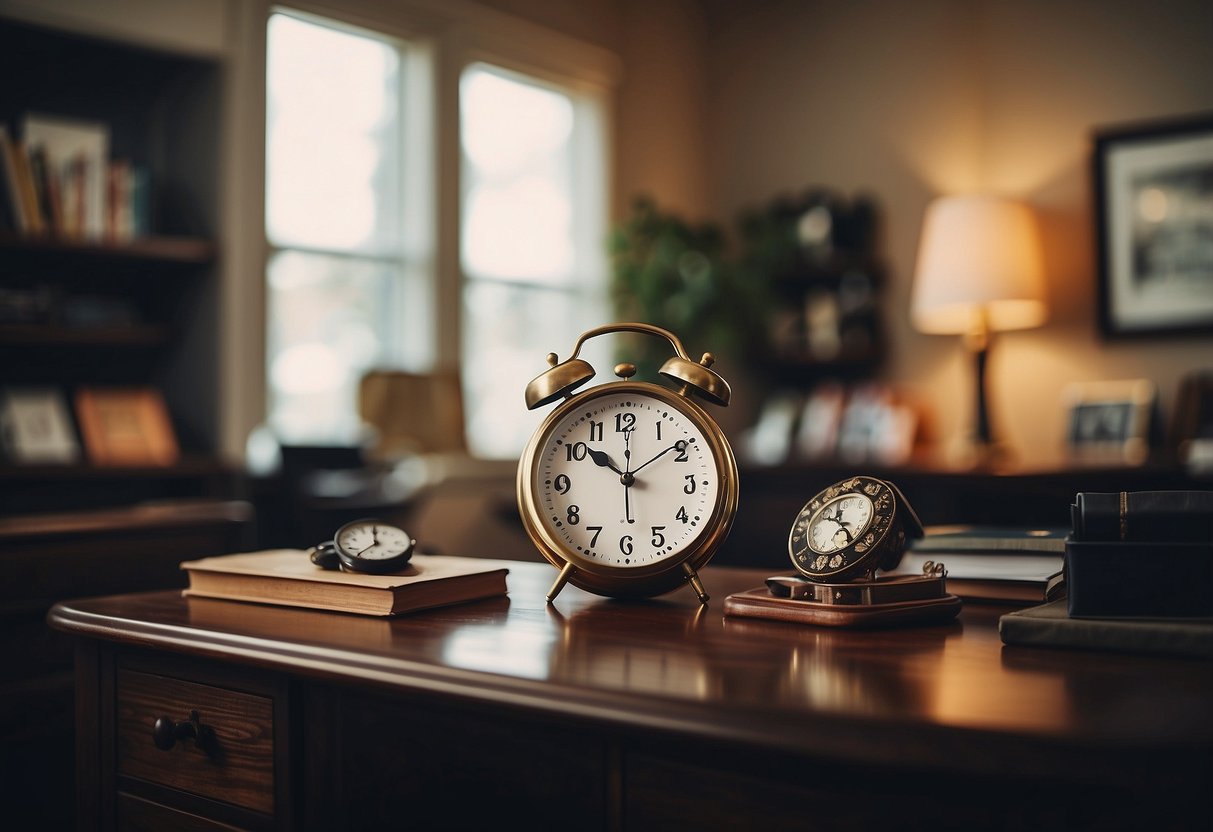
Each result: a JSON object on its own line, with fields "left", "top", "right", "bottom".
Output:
{"left": 826, "top": 508, "right": 854, "bottom": 543}
{"left": 623, "top": 428, "right": 635, "bottom": 523}
{"left": 632, "top": 440, "right": 686, "bottom": 476}
{"left": 585, "top": 447, "right": 623, "bottom": 475}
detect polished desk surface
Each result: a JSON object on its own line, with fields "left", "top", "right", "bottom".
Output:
{"left": 50, "top": 560, "right": 1213, "bottom": 792}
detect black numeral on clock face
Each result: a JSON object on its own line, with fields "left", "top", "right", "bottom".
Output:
{"left": 684, "top": 475, "right": 696, "bottom": 494}
{"left": 676, "top": 506, "right": 688, "bottom": 524}
{"left": 620, "top": 535, "right": 633, "bottom": 555}
{"left": 587, "top": 526, "right": 603, "bottom": 547}
{"left": 651, "top": 526, "right": 666, "bottom": 547}
{"left": 615, "top": 412, "right": 636, "bottom": 432}
{"left": 589, "top": 421, "right": 603, "bottom": 442}
{"left": 674, "top": 440, "right": 688, "bottom": 462}
{"left": 566, "top": 442, "right": 587, "bottom": 462}
{"left": 554, "top": 474, "right": 571, "bottom": 494}
{"left": 566, "top": 505, "right": 580, "bottom": 525}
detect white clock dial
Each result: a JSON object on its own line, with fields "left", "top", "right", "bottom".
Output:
{"left": 533, "top": 390, "right": 721, "bottom": 568}
{"left": 807, "top": 493, "right": 874, "bottom": 555}
{"left": 337, "top": 522, "right": 412, "bottom": 560}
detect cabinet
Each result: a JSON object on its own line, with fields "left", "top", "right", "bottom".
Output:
{"left": 736, "top": 187, "right": 885, "bottom": 386}
{"left": 0, "top": 16, "right": 228, "bottom": 511}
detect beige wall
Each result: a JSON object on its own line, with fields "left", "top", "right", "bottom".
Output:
{"left": 700, "top": 0, "right": 1213, "bottom": 467}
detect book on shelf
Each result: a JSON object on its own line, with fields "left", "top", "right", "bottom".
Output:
{"left": 999, "top": 599, "right": 1213, "bottom": 659}
{"left": 22, "top": 113, "right": 109, "bottom": 240}
{"left": 181, "top": 549, "right": 511, "bottom": 617}
{"left": 0, "top": 127, "right": 42, "bottom": 234}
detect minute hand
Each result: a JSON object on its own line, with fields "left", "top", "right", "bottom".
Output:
{"left": 632, "top": 442, "right": 683, "bottom": 476}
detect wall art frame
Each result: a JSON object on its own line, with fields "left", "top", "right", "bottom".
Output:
{"left": 1093, "top": 113, "right": 1213, "bottom": 338}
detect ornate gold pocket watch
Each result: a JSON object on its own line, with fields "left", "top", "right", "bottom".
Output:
{"left": 517, "top": 323, "right": 739, "bottom": 604}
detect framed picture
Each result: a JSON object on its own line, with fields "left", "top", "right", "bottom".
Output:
{"left": 1093, "top": 114, "right": 1213, "bottom": 337}
{"left": 74, "top": 387, "right": 179, "bottom": 466}
{"left": 0, "top": 387, "right": 81, "bottom": 464}
{"left": 1064, "top": 379, "right": 1155, "bottom": 465}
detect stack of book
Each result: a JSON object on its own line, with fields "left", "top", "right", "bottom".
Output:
{"left": 887, "top": 525, "right": 1066, "bottom": 604}
{"left": 0, "top": 115, "right": 148, "bottom": 241}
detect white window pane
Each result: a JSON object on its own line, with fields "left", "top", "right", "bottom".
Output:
{"left": 460, "top": 64, "right": 575, "bottom": 286}
{"left": 267, "top": 251, "right": 400, "bottom": 443}
{"left": 461, "top": 282, "right": 566, "bottom": 458}
{"left": 266, "top": 14, "right": 399, "bottom": 253}
{"left": 461, "top": 66, "right": 573, "bottom": 177}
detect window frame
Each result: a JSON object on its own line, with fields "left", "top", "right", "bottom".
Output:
{"left": 231, "top": 0, "right": 619, "bottom": 458}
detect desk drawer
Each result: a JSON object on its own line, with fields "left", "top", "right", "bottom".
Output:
{"left": 116, "top": 669, "right": 274, "bottom": 814}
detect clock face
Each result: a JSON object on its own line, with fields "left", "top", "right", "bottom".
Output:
{"left": 806, "top": 493, "right": 874, "bottom": 556}
{"left": 336, "top": 521, "right": 413, "bottom": 562}
{"left": 529, "top": 389, "right": 722, "bottom": 570}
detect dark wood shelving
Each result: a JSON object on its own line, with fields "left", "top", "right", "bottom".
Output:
{"left": 0, "top": 323, "right": 170, "bottom": 346}
{"left": 0, "top": 455, "right": 232, "bottom": 482}
{"left": 0, "top": 233, "right": 216, "bottom": 264}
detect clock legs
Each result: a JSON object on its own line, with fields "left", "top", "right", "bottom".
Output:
{"left": 547, "top": 561, "right": 577, "bottom": 602}
{"left": 682, "top": 563, "right": 710, "bottom": 605}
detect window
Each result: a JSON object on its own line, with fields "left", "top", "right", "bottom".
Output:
{"left": 264, "top": 12, "right": 432, "bottom": 444}
{"left": 459, "top": 64, "right": 609, "bottom": 458}
{"left": 263, "top": 10, "right": 611, "bottom": 457}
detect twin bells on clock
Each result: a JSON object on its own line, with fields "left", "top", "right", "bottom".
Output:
{"left": 523, "top": 322, "right": 731, "bottom": 411}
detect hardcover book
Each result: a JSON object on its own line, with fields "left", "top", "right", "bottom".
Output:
{"left": 911, "top": 525, "right": 1068, "bottom": 554}
{"left": 181, "top": 549, "right": 510, "bottom": 617}
{"left": 999, "top": 599, "right": 1213, "bottom": 659}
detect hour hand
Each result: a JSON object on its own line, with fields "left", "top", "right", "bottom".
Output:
{"left": 586, "top": 447, "right": 623, "bottom": 474}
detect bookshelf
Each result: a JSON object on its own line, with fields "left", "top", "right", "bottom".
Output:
{"left": 0, "top": 16, "right": 231, "bottom": 510}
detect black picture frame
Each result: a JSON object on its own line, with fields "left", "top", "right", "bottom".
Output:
{"left": 1093, "top": 113, "right": 1213, "bottom": 338}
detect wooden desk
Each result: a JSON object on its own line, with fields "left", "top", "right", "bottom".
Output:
{"left": 51, "top": 562, "right": 1212, "bottom": 831}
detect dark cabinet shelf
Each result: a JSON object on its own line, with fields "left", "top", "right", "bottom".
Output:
{"left": 0, "top": 233, "right": 216, "bottom": 264}
{"left": 0, "top": 323, "right": 170, "bottom": 346}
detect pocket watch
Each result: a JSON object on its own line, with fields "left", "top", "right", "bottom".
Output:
{"left": 787, "top": 476, "right": 923, "bottom": 582}
{"left": 517, "top": 323, "right": 740, "bottom": 604}
{"left": 308, "top": 518, "right": 416, "bottom": 574}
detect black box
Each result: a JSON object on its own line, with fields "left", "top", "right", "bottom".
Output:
{"left": 1065, "top": 539, "right": 1213, "bottom": 618}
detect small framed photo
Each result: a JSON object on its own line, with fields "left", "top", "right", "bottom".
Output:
{"left": 75, "top": 387, "right": 179, "bottom": 466}
{"left": 0, "top": 387, "right": 81, "bottom": 464}
{"left": 1093, "top": 114, "right": 1213, "bottom": 337}
{"left": 1064, "top": 380, "right": 1155, "bottom": 465}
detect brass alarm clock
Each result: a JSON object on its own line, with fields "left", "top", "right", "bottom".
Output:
{"left": 517, "top": 322, "right": 739, "bottom": 604}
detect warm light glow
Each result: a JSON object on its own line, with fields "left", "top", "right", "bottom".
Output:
{"left": 911, "top": 194, "right": 1048, "bottom": 334}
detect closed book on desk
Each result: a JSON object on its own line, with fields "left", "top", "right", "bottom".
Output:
{"left": 886, "top": 551, "right": 1062, "bottom": 604}
{"left": 912, "top": 525, "right": 1068, "bottom": 554}
{"left": 181, "top": 550, "right": 509, "bottom": 617}
{"left": 999, "top": 599, "right": 1213, "bottom": 659}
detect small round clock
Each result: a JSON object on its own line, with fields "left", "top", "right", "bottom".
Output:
{"left": 309, "top": 518, "right": 416, "bottom": 574}
{"left": 788, "top": 476, "right": 923, "bottom": 582}
{"left": 517, "top": 323, "right": 739, "bottom": 603}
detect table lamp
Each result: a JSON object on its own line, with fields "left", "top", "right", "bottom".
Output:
{"left": 910, "top": 194, "right": 1047, "bottom": 465}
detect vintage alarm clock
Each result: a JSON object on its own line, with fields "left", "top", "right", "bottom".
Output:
{"left": 517, "top": 322, "right": 740, "bottom": 604}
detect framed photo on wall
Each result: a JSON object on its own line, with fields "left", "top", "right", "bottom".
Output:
{"left": 1093, "top": 114, "right": 1213, "bottom": 337}
{"left": 1064, "top": 379, "right": 1155, "bottom": 466}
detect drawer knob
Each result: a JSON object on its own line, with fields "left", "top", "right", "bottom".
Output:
{"left": 152, "top": 709, "right": 215, "bottom": 753}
